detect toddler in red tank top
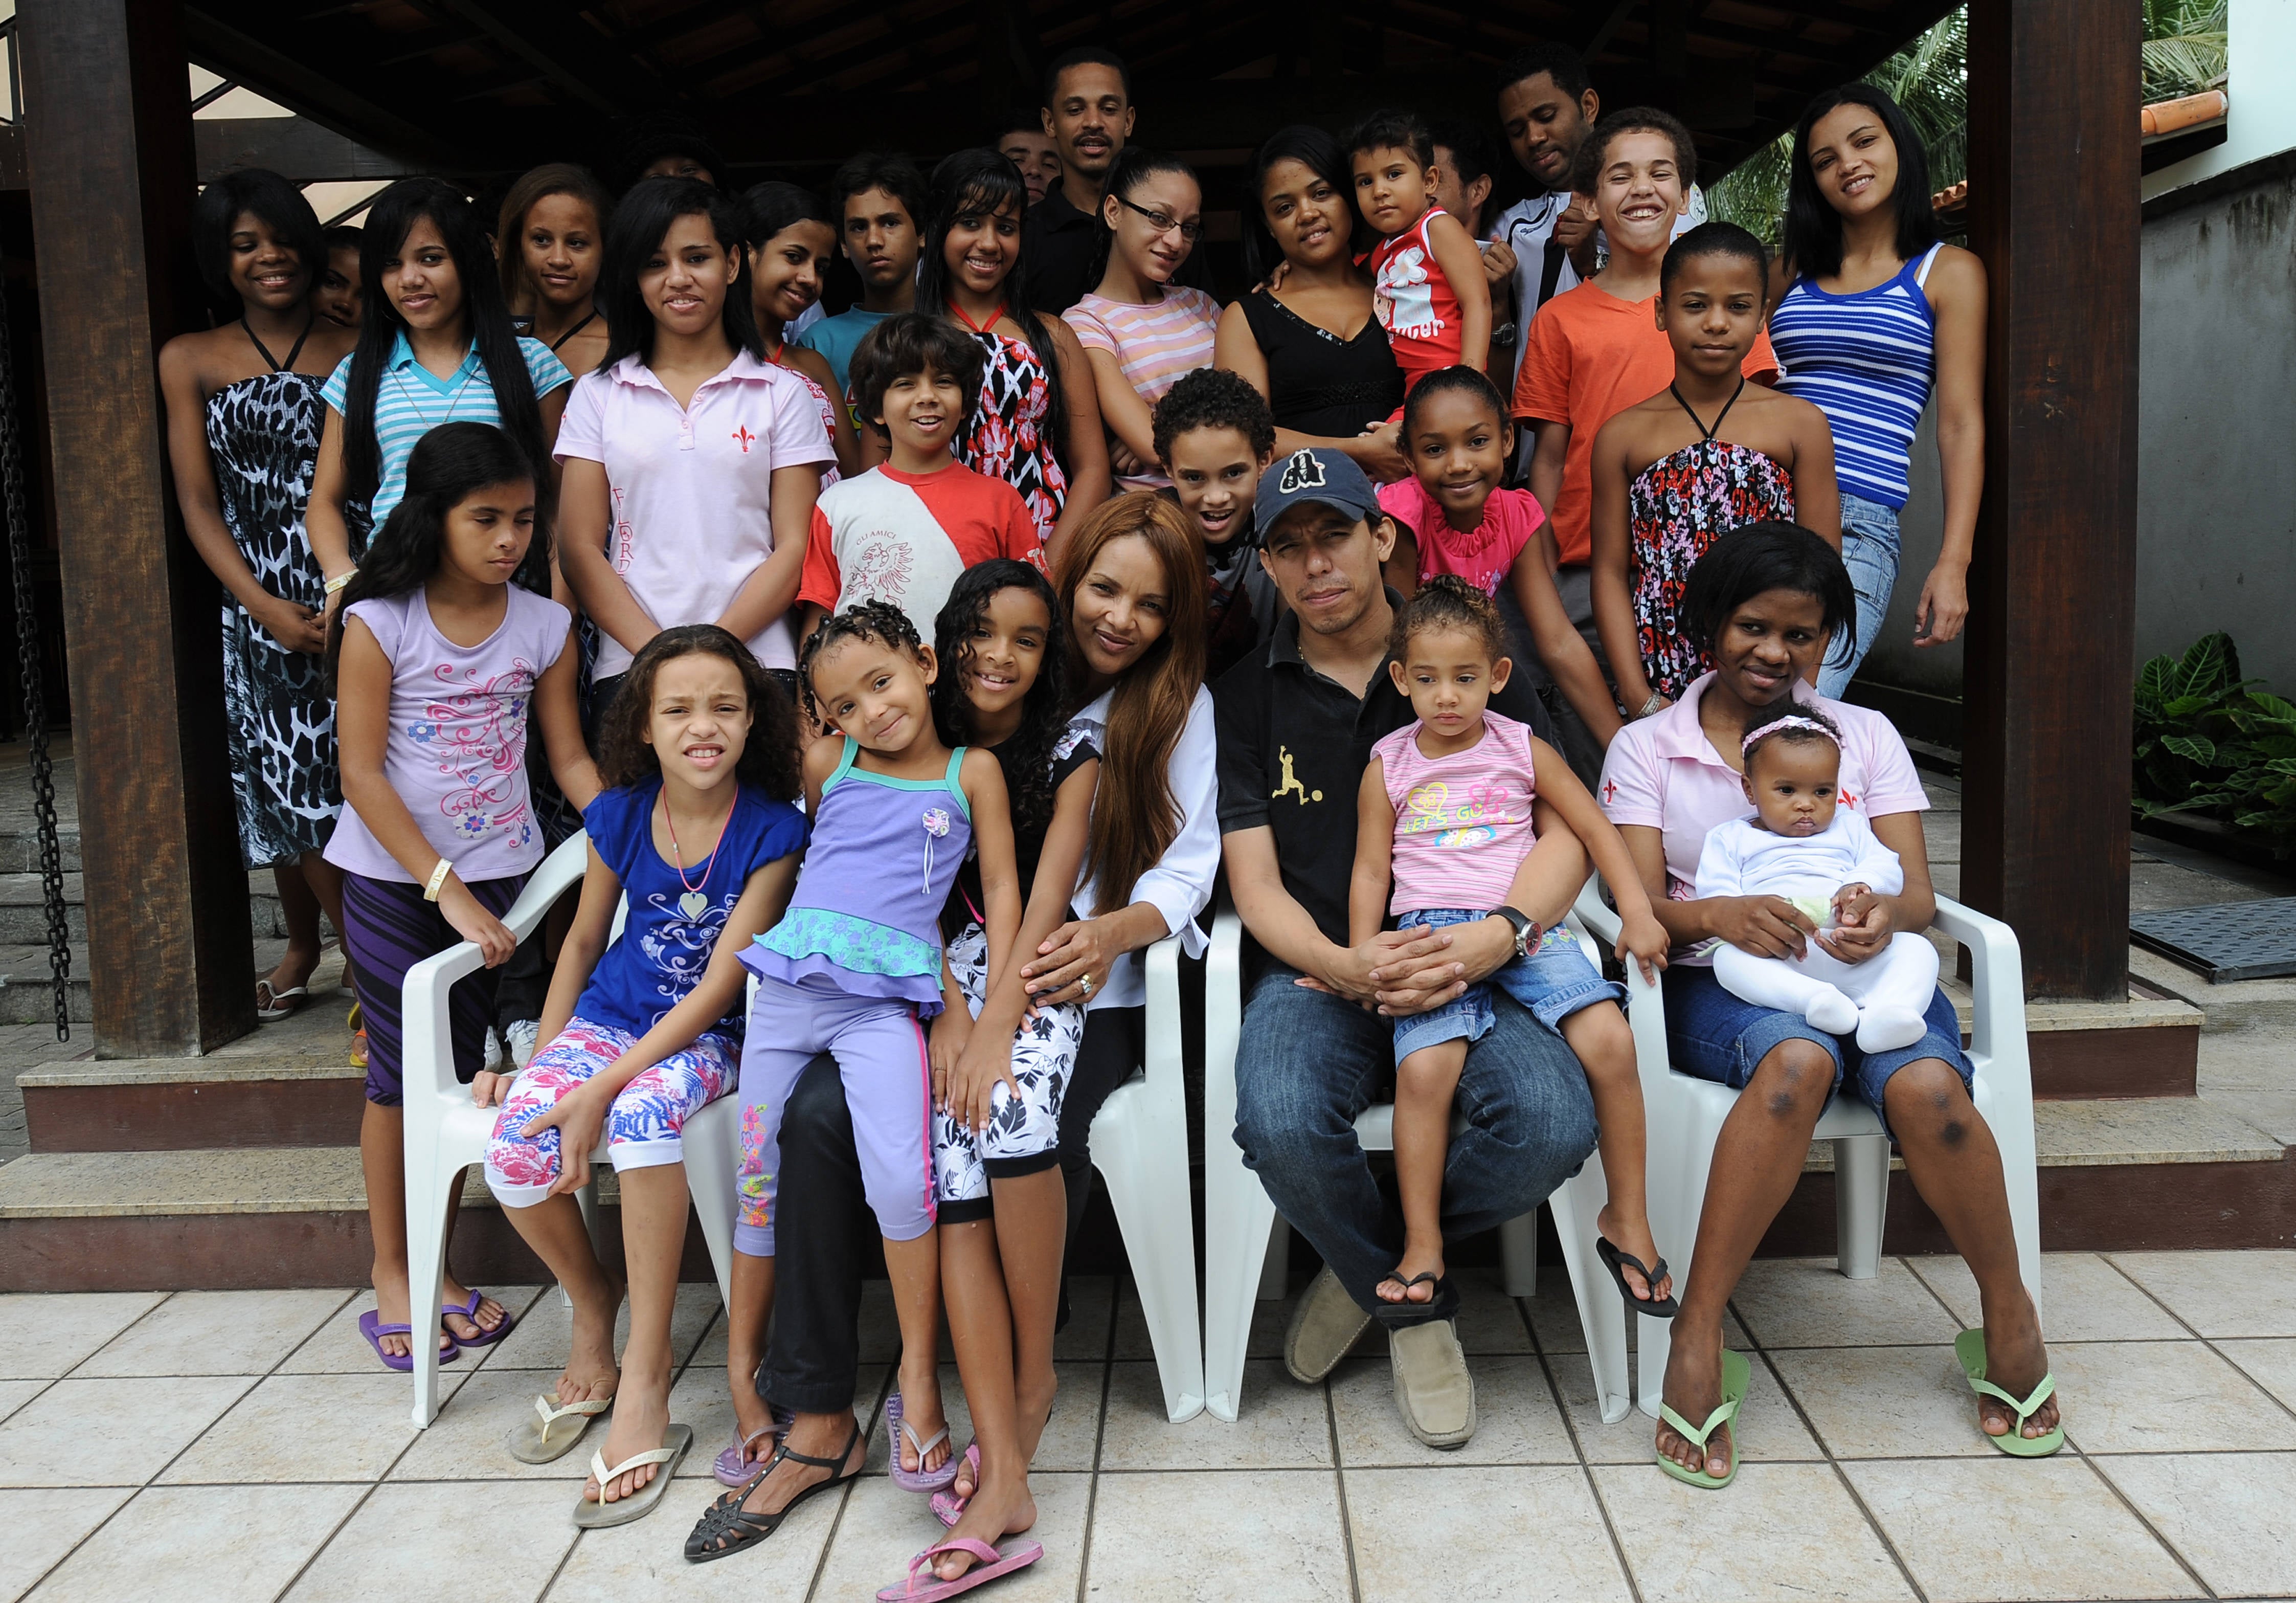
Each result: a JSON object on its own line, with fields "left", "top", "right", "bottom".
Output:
{"left": 1347, "top": 109, "right": 1493, "bottom": 402}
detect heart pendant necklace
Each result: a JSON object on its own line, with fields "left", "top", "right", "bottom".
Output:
{"left": 661, "top": 789, "right": 734, "bottom": 920}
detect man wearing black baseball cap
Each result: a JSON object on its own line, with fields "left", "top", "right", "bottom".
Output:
{"left": 1211, "top": 446, "right": 1599, "bottom": 1449}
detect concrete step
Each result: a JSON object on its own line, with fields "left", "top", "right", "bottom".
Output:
{"left": 0, "top": 827, "right": 82, "bottom": 875}
{"left": 0, "top": 943, "right": 91, "bottom": 1023}
{"left": 0, "top": 869, "right": 328, "bottom": 945}
{"left": 2, "top": 1099, "right": 2286, "bottom": 1292}
{"left": 2131, "top": 943, "right": 2296, "bottom": 1035}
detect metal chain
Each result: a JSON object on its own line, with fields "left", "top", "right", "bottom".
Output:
{"left": 0, "top": 270, "right": 69, "bottom": 1040}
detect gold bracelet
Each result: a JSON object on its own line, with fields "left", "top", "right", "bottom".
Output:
{"left": 422, "top": 858, "right": 453, "bottom": 901}
{"left": 324, "top": 568, "right": 357, "bottom": 596}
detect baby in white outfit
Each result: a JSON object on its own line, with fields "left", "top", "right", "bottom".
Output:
{"left": 1694, "top": 710, "right": 1939, "bottom": 1052}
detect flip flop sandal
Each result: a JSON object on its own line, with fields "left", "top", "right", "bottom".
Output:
{"left": 574, "top": 1423, "right": 693, "bottom": 1528}
{"left": 1656, "top": 1348, "right": 1749, "bottom": 1490}
{"left": 876, "top": 1537, "right": 1044, "bottom": 1601}
{"left": 358, "top": 1309, "right": 458, "bottom": 1374}
{"left": 506, "top": 1393, "right": 611, "bottom": 1464}
{"left": 931, "top": 1443, "right": 982, "bottom": 1528}
{"left": 886, "top": 1390, "right": 961, "bottom": 1493}
{"left": 255, "top": 981, "right": 307, "bottom": 1022}
{"left": 713, "top": 1401, "right": 797, "bottom": 1487}
{"left": 441, "top": 1288, "right": 516, "bottom": 1349}
{"left": 1370, "top": 1269, "right": 1457, "bottom": 1327}
{"left": 349, "top": 1029, "right": 368, "bottom": 1071}
{"left": 1380, "top": 1268, "right": 1445, "bottom": 1304}
{"left": 1596, "top": 1237, "right": 1681, "bottom": 1318}
{"left": 684, "top": 1421, "right": 864, "bottom": 1564}
{"left": 1954, "top": 1328, "right": 2065, "bottom": 1457}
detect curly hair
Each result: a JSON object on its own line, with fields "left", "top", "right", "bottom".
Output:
{"left": 1387, "top": 573, "right": 1509, "bottom": 664}
{"left": 593, "top": 625, "right": 801, "bottom": 802}
{"left": 1741, "top": 704, "right": 1844, "bottom": 774}
{"left": 796, "top": 600, "right": 925, "bottom": 725}
{"left": 1151, "top": 366, "right": 1276, "bottom": 464}
{"left": 931, "top": 561, "right": 1069, "bottom": 852}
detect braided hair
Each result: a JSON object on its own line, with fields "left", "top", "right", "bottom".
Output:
{"left": 796, "top": 600, "right": 924, "bottom": 726}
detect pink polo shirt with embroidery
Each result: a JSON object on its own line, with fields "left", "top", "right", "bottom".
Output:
{"left": 1597, "top": 673, "right": 1930, "bottom": 963}
{"left": 553, "top": 350, "right": 832, "bottom": 677}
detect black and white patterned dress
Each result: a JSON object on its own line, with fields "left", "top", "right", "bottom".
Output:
{"left": 206, "top": 370, "right": 341, "bottom": 866}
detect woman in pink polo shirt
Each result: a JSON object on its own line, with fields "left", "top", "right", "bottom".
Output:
{"left": 1599, "top": 523, "right": 2060, "bottom": 1484}
{"left": 556, "top": 178, "right": 833, "bottom": 719}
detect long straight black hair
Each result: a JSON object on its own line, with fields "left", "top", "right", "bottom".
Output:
{"left": 1239, "top": 124, "right": 1368, "bottom": 289}
{"left": 341, "top": 180, "right": 549, "bottom": 517}
{"left": 326, "top": 421, "right": 547, "bottom": 678}
{"left": 598, "top": 176, "right": 764, "bottom": 371}
{"left": 1781, "top": 84, "right": 1941, "bottom": 281}
{"left": 915, "top": 148, "right": 1067, "bottom": 463}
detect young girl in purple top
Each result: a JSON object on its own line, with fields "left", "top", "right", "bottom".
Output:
{"left": 710, "top": 603, "right": 1020, "bottom": 1536}
{"left": 1347, "top": 578, "right": 1670, "bottom": 1319}
{"left": 324, "top": 421, "right": 597, "bottom": 1370}
{"left": 476, "top": 625, "right": 808, "bottom": 1526}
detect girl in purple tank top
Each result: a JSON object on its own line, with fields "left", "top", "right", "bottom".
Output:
{"left": 1347, "top": 580, "right": 1673, "bottom": 1320}
{"left": 721, "top": 601, "right": 1021, "bottom": 1512}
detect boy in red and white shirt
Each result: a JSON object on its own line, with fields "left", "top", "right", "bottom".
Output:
{"left": 797, "top": 314, "right": 1039, "bottom": 646}
{"left": 1348, "top": 108, "right": 1492, "bottom": 403}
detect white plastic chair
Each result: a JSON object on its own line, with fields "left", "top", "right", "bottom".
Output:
{"left": 1201, "top": 903, "right": 1637, "bottom": 1426}
{"left": 1086, "top": 929, "right": 1208, "bottom": 1422}
{"left": 1569, "top": 877, "right": 2040, "bottom": 1417}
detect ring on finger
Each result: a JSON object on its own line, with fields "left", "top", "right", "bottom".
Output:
{"left": 1077, "top": 973, "right": 1093, "bottom": 999}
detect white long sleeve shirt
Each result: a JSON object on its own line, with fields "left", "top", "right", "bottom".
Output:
{"left": 1065, "top": 683, "right": 1220, "bottom": 1010}
{"left": 1692, "top": 807, "right": 1905, "bottom": 924}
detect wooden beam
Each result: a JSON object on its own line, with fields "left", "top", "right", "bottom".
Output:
{"left": 195, "top": 117, "right": 415, "bottom": 184}
{"left": 1960, "top": 0, "right": 2142, "bottom": 1001}
{"left": 17, "top": 0, "right": 257, "bottom": 1054}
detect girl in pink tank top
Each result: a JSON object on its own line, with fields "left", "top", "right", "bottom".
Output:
{"left": 1348, "top": 578, "right": 1674, "bottom": 1320}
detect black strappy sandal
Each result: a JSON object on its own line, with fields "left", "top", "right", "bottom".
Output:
{"left": 1596, "top": 1237, "right": 1680, "bottom": 1318}
{"left": 683, "top": 1420, "right": 863, "bottom": 1564}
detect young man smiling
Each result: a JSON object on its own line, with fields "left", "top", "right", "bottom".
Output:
{"left": 796, "top": 152, "right": 928, "bottom": 397}
{"left": 1023, "top": 46, "right": 1214, "bottom": 313}
{"left": 1211, "top": 444, "right": 1597, "bottom": 1451}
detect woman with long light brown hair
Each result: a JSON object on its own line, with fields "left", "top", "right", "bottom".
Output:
{"left": 936, "top": 492, "right": 1217, "bottom": 1517}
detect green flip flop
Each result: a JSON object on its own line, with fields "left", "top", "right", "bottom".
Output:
{"left": 1954, "top": 1328, "right": 2064, "bottom": 1457}
{"left": 1655, "top": 1348, "right": 1749, "bottom": 1489}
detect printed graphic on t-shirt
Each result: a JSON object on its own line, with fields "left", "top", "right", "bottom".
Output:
{"left": 412, "top": 658, "right": 538, "bottom": 847}
{"left": 1270, "top": 746, "right": 1323, "bottom": 804}
{"left": 637, "top": 884, "right": 737, "bottom": 1022}
{"left": 1376, "top": 245, "right": 1444, "bottom": 342}
{"left": 843, "top": 533, "right": 921, "bottom": 612}
{"left": 1400, "top": 777, "right": 1523, "bottom": 851}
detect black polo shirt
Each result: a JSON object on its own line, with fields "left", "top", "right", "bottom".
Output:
{"left": 1212, "top": 600, "right": 1551, "bottom": 976}
{"left": 1023, "top": 184, "right": 1218, "bottom": 315}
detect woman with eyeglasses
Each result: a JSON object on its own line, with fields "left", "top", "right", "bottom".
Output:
{"left": 1063, "top": 149, "right": 1219, "bottom": 492}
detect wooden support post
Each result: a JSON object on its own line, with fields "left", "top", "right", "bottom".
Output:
{"left": 18, "top": 0, "right": 256, "bottom": 1054}
{"left": 1959, "top": 0, "right": 2143, "bottom": 1002}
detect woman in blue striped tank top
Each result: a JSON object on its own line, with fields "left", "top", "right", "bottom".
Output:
{"left": 1767, "top": 85, "right": 1987, "bottom": 697}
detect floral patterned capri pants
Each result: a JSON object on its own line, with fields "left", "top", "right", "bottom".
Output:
{"left": 931, "top": 923, "right": 1087, "bottom": 1224}
{"left": 482, "top": 1017, "right": 738, "bottom": 1207}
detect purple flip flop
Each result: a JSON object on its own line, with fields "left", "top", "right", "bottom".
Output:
{"left": 442, "top": 1289, "right": 515, "bottom": 1349}
{"left": 886, "top": 1391, "right": 960, "bottom": 1494}
{"left": 712, "top": 1400, "right": 797, "bottom": 1486}
{"left": 359, "top": 1309, "right": 459, "bottom": 1373}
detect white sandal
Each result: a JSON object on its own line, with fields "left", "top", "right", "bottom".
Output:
{"left": 506, "top": 1393, "right": 610, "bottom": 1464}
{"left": 574, "top": 1423, "right": 692, "bottom": 1528}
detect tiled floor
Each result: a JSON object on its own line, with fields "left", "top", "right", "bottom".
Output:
{"left": 3, "top": 1251, "right": 2294, "bottom": 1601}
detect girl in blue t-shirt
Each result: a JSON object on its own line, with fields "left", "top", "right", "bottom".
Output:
{"left": 479, "top": 624, "right": 807, "bottom": 1526}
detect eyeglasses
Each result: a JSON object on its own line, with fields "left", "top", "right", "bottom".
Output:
{"left": 1113, "top": 193, "right": 1204, "bottom": 243}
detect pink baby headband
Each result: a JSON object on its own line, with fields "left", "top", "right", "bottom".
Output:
{"left": 1740, "top": 714, "right": 1840, "bottom": 753}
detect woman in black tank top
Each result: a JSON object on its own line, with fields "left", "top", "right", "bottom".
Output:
{"left": 1214, "top": 126, "right": 1408, "bottom": 483}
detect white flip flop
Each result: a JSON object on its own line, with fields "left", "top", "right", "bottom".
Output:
{"left": 506, "top": 1393, "right": 610, "bottom": 1464}
{"left": 574, "top": 1423, "right": 693, "bottom": 1528}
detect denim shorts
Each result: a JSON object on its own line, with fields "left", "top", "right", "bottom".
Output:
{"left": 1391, "top": 908, "right": 1627, "bottom": 1064}
{"left": 1660, "top": 962, "right": 1971, "bottom": 1142}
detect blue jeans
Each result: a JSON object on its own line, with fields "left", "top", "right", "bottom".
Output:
{"left": 1818, "top": 493, "right": 1901, "bottom": 699}
{"left": 1233, "top": 961, "right": 1600, "bottom": 1324}
{"left": 1661, "top": 963, "right": 1971, "bottom": 1143}
{"left": 1391, "top": 910, "right": 1626, "bottom": 1062}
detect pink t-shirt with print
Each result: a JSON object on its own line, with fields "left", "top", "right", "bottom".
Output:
{"left": 1377, "top": 480, "right": 1546, "bottom": 598}
{"left": 324, "top": 586, "right": 573, "bottom": 885}
{"left": 1371, "top": 709, "right": 1541, "bottom": 915}
{"left": 1597, "top": 673, "right": 1930, "bottom": 963}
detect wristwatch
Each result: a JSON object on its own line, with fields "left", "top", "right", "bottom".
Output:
{"left": 1488, "top": 905, "right": 1541, "bottom": 961}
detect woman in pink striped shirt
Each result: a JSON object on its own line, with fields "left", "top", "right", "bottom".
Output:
{"left": 1064, "top": 150, "right": 1220, "bottom": 492}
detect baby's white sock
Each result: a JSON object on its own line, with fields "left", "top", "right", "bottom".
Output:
{"left": 1804, "top": 987, "right": 1858, "bottom": 1037}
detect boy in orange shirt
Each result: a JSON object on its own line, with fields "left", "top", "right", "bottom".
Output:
{"left": 1512, "top": 109, "right": 1778, "bottom": 740}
